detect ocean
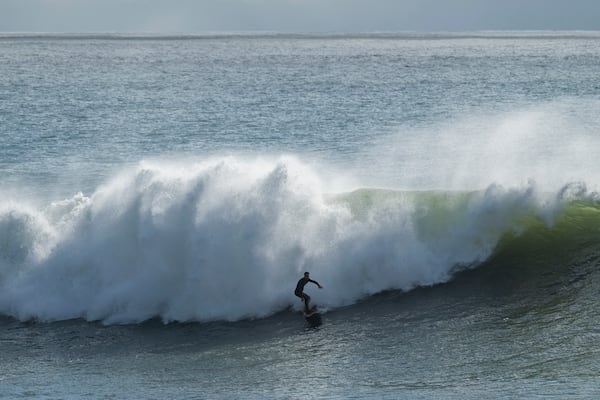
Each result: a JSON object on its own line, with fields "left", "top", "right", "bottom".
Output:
{"left": 1, "top": 32, "right": 600, "bottom": 398}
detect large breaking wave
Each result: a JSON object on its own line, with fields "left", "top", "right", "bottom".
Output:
{"left": 0, "top": 156, "right": 597, "bottom": 324}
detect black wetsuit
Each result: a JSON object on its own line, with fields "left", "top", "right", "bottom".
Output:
{"left": 295, "top": 277, "right": 320, "bottom": 312}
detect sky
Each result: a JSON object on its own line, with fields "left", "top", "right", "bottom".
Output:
{"left": 1, "top": 0, "right": 599, "bottom": 33}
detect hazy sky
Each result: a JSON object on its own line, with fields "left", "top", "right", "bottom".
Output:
{"left": 1, "top": 0, "right": 599, "bottom": 33}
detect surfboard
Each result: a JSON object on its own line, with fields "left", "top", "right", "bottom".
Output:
{"left": 304, "top": 306, "right": 322, "bottom": 326}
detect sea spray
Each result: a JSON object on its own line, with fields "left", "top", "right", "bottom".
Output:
{"left": 375, "top": 99, "right": 600, "bottom": 191}
{"left": 0, "top": 157, "right": 595, "bottom": 324}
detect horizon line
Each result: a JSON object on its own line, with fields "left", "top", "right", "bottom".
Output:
{"left": 1, "top": 30, "right": 600, "bottom": 39}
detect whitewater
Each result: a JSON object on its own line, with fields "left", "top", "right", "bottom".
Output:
{"left": 1, "top": 155, "right": 598, "bottom": 324}
{"left": 2, "top": 32, "right": 600, "bottom": 399}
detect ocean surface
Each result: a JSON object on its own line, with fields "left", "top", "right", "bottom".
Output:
{"left": 1, "top": 31, "right": 600, "bottom": 398}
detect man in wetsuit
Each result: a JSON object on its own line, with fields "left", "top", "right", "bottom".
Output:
{"left": 294, "top": 272, "right": 322, "bottom": 312}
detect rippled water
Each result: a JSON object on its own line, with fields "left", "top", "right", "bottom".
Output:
{"left": 2, "top": 32, "right": 600, "bottom": 398}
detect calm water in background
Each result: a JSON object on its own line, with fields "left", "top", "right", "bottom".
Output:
{"left": 1, "top": 32, "right": 600, "bottom": 398}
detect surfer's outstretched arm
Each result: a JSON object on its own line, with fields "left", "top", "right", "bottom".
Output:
{"left": 309, "top": 279, "right": 323, "bottom": 289}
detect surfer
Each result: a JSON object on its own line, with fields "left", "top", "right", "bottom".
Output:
{"left": 294, "top": 272, "right": 322, "bottom": 312}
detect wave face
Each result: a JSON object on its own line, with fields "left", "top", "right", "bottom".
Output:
{"left": 0, "top": 156, "right": 597, "bottom": 324}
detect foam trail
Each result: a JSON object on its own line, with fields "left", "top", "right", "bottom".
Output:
{"left": 0, "top": 156, "right": 593, "bottom": 324}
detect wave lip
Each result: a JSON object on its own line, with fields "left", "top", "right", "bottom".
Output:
{"left": 0, "top": 157, "right": 596, "bottom": 324}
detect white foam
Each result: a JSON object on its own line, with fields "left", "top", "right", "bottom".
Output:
{"left": 0, "top": 156, "right": 594, "bottom": 323}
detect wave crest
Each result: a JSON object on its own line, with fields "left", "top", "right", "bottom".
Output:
{"left": 0, "top": 157, "right": 596, "bottom": 324}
